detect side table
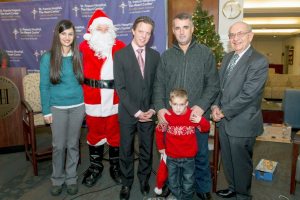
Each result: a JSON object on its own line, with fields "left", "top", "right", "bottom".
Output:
{"left": 261, "top": 100, "right": 283, "bottom": 124}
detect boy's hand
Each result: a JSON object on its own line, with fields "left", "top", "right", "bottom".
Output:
{"left": 159, "top": 149, "right": 165, "bottom": 154}
{"left": 190, "top": 113, "right": 201, "bottom": 123}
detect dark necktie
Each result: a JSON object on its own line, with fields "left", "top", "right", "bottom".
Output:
{"left": 137, "top": 49, "right": 145, "bottom": 78}
{"left": 225, "top": 54, "right": 239, "bottom": 77}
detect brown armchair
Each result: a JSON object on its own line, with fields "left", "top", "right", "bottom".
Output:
{"left": 21, "top": 73, "right": 52, "bottom": 176}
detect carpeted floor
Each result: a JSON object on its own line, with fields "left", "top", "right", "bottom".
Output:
{"left": 1, "top": 128, "right": 300, "bottom": 200}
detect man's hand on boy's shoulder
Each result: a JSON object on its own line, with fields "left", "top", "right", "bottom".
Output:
{"left": 191, "top": 105, "right": 204, "bottom": 117}
{"left": 157, "top": 108, "right": 171, "bottom": 124}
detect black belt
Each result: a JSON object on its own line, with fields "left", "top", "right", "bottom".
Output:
{"left": 84, "top": 78, "right": 115, "bottom": 89}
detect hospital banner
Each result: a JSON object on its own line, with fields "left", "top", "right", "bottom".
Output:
{"left": 0, "top": 0, "right": 166, "bottom": 71}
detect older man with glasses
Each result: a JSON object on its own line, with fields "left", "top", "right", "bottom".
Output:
{"left": 211, "top": 21, "right": 268, "bottom": 200}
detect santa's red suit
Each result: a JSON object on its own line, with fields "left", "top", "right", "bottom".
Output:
{"left": 80, "top": 9, "right": 125, "bottom": 187}
{"left": 80, "top": 11, "right": 125, "bottom": 147}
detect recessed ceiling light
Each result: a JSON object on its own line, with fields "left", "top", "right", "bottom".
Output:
{"left": 244, "top": 17, "right": 300, "bottom": 25}
{"left": 244, "top": 0, "right": 300, "bottom": 8}
{"left": 253, "top": 29, "right": 300, "bottom": 33}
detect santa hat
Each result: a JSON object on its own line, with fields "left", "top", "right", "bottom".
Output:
{"left": 83, "top": 9, "right": 114, "bottom": 41}
{"left": 154, "top": 153, "right": 168, "bottom": 195}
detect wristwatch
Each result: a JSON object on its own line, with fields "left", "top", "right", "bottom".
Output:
{"left": 222, "top": 0, "right": 242, "bottom": 19}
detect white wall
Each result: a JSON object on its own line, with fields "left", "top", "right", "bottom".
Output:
{"left": 252, "top": 37, "right": 284, "bottom": 64}
{"left": 218, "top": 0, "right": 244, "bottom": 53}
{"left": 251, "top": 36, "right": 300, "bottom": 75}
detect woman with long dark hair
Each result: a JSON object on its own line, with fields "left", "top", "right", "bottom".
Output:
{"left": 40, "top": 19, "right": 85, "bottom": 196}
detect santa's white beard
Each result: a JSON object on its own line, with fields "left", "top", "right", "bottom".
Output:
{"left": 88, "top": 30, "right": 116, "bottom": 59}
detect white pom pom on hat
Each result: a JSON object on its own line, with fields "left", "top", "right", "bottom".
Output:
{"left": 154, "top": 187, "right": 162, "bottom": 195}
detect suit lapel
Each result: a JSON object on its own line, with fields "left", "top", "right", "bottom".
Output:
{"left": 220, "top": 52, "right": 234, "bottom": 87}
{"left": 144, "top": 47, "right": 151, "bottom": 80}
{"left": 223, "top": 47, "right": 253, "bottom": 87}
{"left": 129, "top": 44, "right": 144, "bottom": 79}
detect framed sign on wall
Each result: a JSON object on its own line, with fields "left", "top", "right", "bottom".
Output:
{"left": 288, "top": 47, "right": 294, "bottom": 65}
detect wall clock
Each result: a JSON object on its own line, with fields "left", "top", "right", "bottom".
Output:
{"left": 222, "top": 0, "right": 242, "bottom": 19}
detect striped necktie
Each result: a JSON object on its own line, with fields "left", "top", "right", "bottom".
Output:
{"left": 225, "top": 54, "right": 239, "bottom": 77}
{"left": 137, "top": 49, "right": 145, "bottom": 78}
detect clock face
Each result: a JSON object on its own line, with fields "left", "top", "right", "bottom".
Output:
{"left": 222, "top": 1, "right": 242, "bottom": 19}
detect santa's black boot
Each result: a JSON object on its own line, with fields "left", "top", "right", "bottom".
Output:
{"left": 109, "top": 146, "right": 122, "bottom": 184}
{"left": 82, "top": 145, "right": 104, "bottom": 187}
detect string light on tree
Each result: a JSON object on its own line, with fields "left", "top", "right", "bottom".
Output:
{"left": 192, "top": 0, "right": 224, "bottom": 65}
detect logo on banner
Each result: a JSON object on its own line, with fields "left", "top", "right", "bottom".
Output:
{"left": 119, "top": 1, "right": 127, "bottom": 14}
{"left": 32, "top": 8, "right": 38, "bottom": 20}
{"left": 13, "top": 27, "right": 42, "bottom": 40}
{"left": 34, "top": 50, "right": 46, "bottom": 62}
{"left": 38, "top": 6, "right": 63, "bottom": 20}
{"left": 13, "top": 28, "right": 19, "bottom": 39}
{"left": 79, "top": 3, "right": 107, "bottom": 18}
{"left": 33, "top": 50, "right": 40, "bottom": 62}
{"left": 6, "top": 50, "right": 23, "bottom": 63}
{"left": 73, "top": 5, "right": 80, "bottom": 17}
{"left": 115, "top": 23, "right": 132, "bottom": 37}
{"left": 128, "top": 0, "right": 155, "bottom": 14}
{"left": 0, "top": 8, "right": 21, "bottom": 21}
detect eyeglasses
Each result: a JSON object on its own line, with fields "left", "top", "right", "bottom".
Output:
{"left": 228, "top": 31, "right": 250, "bottom": 39}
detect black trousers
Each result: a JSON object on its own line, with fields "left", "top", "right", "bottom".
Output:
{"left": 119, "top": 121, "right": 154, "bottom": 187}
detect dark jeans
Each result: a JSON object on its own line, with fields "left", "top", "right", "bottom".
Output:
{"left": 195, "top": 130, "right": 212, "bottom": 193}
{"left": 167, "top": 156, "right": 195, "bottom": 200}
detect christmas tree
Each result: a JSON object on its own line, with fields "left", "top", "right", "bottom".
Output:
{"left": 192, "top": 0, "right": 224, "bottom": 65}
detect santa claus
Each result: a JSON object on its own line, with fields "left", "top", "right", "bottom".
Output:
{"left": 80, "top": 9, "right": 125, "bottom": 187}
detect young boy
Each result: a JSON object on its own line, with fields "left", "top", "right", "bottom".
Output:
{"left": 155, "top": 88, "right": 210, "bottom": 199}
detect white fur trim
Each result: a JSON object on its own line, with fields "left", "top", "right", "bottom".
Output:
{"left": 101, "top": 51, "right": 113, "bottom": 79}
{"left": 101, "top": 89, "right": 114, "bottom": 115}
{"left": 83, "top": 33, "right": 91, "bottom": 41}
{"left": 85, "top": 103, "right": 118, "bottom": 117}
{"left": 154, "top": 187, "right": 162, "bottom": 195}
{"left": 89, "top": 17, "right": 113, "bottom": 32}
{"left": 87, "top": 138, "right": 107, "bottom": 146}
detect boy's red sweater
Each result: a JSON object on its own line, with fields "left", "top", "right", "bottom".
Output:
{"left": 155, "top": 108, "right": 210, "bottom": 158}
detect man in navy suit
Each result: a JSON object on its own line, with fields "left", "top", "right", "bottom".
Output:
{"left": 114, "top": 16, "right": 160, "bottom": 200}
{"left": 212, "top": 21, "right": 268, "bottom": 200}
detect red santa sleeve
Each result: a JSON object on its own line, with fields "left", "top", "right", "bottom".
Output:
{"left": 155, "top": 124, "right": 166, "bottom": 150}
{"left": 197, "top": 116, "right": 210, "bottom": 133}
{"left": 112, "top": 39, "right": 126, "bottom": 55}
